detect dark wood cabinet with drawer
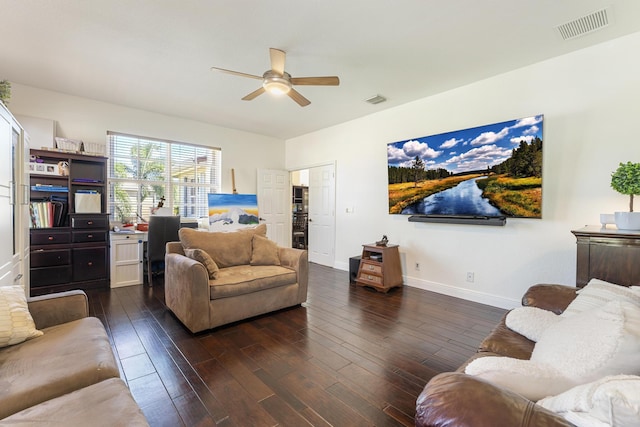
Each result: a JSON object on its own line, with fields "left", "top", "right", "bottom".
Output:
{"left": 72, "top": 230, "right": 107, "bottom": 243}
{"left": 29, "top": 149, "right": 110, "bottom": 296}
{"left": 31, "top": 265, "right": 72, "bottom": 287}
{"left": 572, "top": 226, "right": 640, "bottom": 287}
{"left": 30, "top": 247, "right": 72, "bottom": 287}
{"left": 30, "top": 219, "right": 110, "bottom": 295}
{"left": 31, "top": 249, "right": 71, "bottom": 267}
{"left": 30, "top": 231, "right": 71, "bottom": 246}
{"left": 73, "top": 247, "right": 108, "bottom": 282}
{"left": 71, "top": 215, "right": 108, "bottom": 229}
{"left": 72, "top": 214, "right": 110, "bottom": 289}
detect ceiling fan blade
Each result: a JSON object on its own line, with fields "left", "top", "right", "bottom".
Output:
{"left": 242, "top": 87, "right": 266, "bottom": 101}
{"left": 290, "top": 76, "right": 340, "bottom": 86}
{"left": 269, "top": 48, "right": 286, "bottom": 76}
{"left": 287, "top": 88, "right": 311, "bottom": 107}
{"left": 210, "top": 67, "right": 262, "bottom": 80}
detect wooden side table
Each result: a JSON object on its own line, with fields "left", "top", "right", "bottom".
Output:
{"left": 571, "top": 225, "right": 640, "bottom": 287}
{"left": 355, "top": 243, "right": 403, "bottom": 293}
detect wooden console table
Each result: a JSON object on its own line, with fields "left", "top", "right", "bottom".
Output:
{"left": 571, "top": 225, "right": 640, "bottom": 287}
{"left": 355, "top": 243, "right": 403, "bottom": 293}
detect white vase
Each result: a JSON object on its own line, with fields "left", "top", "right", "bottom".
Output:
{"left": 614, "top": 212, "right": 640, "bottom": 231}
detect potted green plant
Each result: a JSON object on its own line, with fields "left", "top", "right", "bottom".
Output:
{"left": 0, "top": 80, "right": 10, "bottom": 105}
{"left": 611, "top": 161, "right": 640, "bottom": 230}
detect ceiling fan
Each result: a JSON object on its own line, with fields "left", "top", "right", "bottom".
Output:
{"left": 211, "top": 48, "right": 339, "bottom": 107}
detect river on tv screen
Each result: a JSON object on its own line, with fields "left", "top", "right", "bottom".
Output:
{"left": 387, "top": 115, "right": 543, "bottom": 218}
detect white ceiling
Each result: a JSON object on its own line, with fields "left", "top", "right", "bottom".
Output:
{"left": 2, "top": 1, "right": 640, "bottom": 140}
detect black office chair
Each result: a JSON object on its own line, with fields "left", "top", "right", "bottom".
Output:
{"left": 147, "top": 215, "right": 180, "bottom": 286}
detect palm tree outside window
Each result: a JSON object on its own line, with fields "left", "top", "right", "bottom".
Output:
{"left": 107, "top": 132, "right": 221, "bottom": 223}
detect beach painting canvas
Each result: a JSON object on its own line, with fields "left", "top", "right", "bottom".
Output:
{"left": 207, "top": 193, "right": 259, "bottom": 231}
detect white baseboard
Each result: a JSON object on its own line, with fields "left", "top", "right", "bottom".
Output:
{"left": 331, "top": 261, "right": 519, "bottom": 310}
{"left": 333, "top": 261, "right": 349, "bottom": 271}
{"left": 403, "top": 276, "right": 520, "bottom": 310}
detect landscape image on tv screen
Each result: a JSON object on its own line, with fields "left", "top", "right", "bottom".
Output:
{"left": 387, "top": 114, "right": 543, "bottom": 218}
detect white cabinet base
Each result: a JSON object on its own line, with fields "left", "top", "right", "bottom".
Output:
{"left": 110, "top": 232, "right": 146, "bottom": 288}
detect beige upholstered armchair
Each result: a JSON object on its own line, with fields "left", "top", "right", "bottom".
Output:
{"left": 164, "top": 225, "right": 308, "bottom": 333}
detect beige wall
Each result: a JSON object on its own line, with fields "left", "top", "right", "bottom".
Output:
{"left": 286, "top": 31, "right": 640, "bottom": 308}
{"left": 9, "top": 84, "right": 284, "bottom": 195}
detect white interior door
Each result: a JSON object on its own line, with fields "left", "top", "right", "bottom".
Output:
{"left": 257, "top": 169, "right": 289, "bottom": 247}
{"left": 308, "top": 164, "right": 335, "bottom": 266}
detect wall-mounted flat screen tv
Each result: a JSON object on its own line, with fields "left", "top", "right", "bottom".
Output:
{"left": 387, "top": 114, "right": 543, "bottom": 219}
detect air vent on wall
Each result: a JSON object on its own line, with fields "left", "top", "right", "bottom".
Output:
{"left": 365, "top": 94, "right": 387, "bottom": 105}
{"left": 555, "top": 8, "right": 610, "bottom": 41}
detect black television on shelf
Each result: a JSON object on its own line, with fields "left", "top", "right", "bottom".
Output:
{"left": 387, "top": 115, "right": 543, "bottom": 223}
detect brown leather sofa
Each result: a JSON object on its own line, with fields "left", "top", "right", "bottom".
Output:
{"left": 415, "top": 284, "right": 579, "bottom": 427}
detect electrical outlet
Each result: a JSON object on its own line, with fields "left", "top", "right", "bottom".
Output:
{"left": 415, "top": 262, "right": 420, "bottom": 271}
{"left": 466, "top": 272, "right": 474, "bottom": 283}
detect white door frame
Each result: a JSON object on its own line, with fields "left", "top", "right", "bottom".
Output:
{"left": 289, "top": 161, "right": 336, "bottom": 267}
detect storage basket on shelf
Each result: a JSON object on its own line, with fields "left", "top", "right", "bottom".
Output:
{"left": 54, "top": 137, "right": 82, "bottom": 152}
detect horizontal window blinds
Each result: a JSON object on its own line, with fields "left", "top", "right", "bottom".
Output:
{"left": 107, "top": 132, "right": 221, "bottom": 222}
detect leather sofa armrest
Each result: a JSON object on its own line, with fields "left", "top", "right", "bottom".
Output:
{"left": 415, "top": 372, "right": 574, "bottom": 427}
{"left": 27, "top": 290, "right": 89, "bottom": 329}
{"left": 521, "top": 284, "right": 578, "bottom": 314}
{"left": 478, "top": 314, "right": 535, "bottom": 359}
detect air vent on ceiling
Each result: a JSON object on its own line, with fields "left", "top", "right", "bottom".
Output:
{"left": 365, "top": 94, "right": 387, "bottom": 105}
{"left": 555, "top": 8, "right": 610, "bottom": 41}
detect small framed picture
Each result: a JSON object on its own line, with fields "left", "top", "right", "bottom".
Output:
{"left": 30, "top": 163, "right": 59, "bottom": 175}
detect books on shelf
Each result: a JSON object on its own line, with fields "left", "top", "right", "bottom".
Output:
{"left": 29, "top": 199, "right": 68, "bottom": 228}
{"left": 31, "top": 184, "right": 68, "bottom": 193}
{"left": 72, "top": 178, "right": 102, "bottom": 184}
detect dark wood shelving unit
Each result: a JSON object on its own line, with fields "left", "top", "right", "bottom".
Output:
{"left": 29, "top": 149, "right": 110, "bottom": 296}
{"left": 292, "top": 185, "right": 308, "bottom": 249}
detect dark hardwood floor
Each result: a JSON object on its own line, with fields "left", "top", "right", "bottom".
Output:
{"left": 86, "top": 263, "right": 506, "bottom": 427}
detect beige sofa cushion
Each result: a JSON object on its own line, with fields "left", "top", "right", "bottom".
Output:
{"left": 237, "top": 223, "right": 267, "bottom": 236}
{"left": 185, "top": 248, "right": 219, "bottom": 279}
{"left": 0, "top": 317, "right": 120, "bottom": 419}
{"left": 250, "top": 235, "right": 281, "bottom": 266}
{"left": 1, "top": 378, "right": 149, "bottom": 426}
{"left": 179, "top": 224, "right": 268, "bottom": 268}
{"left": 210, "top": 265, "right": 297, "bottom": 299}
{"left": 180, "top": 228, "right": 253, "bottom": 268}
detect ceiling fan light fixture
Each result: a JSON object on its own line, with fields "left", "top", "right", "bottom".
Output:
{"left": 213, "top": 48, "right": 338, "bottom": 106}
{"left": 262, "top": 72, "right": 292, "bottom": 95}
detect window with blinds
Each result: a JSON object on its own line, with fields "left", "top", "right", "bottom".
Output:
{"left": 107, "top": 131, "right": 221, "bottom": 223}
